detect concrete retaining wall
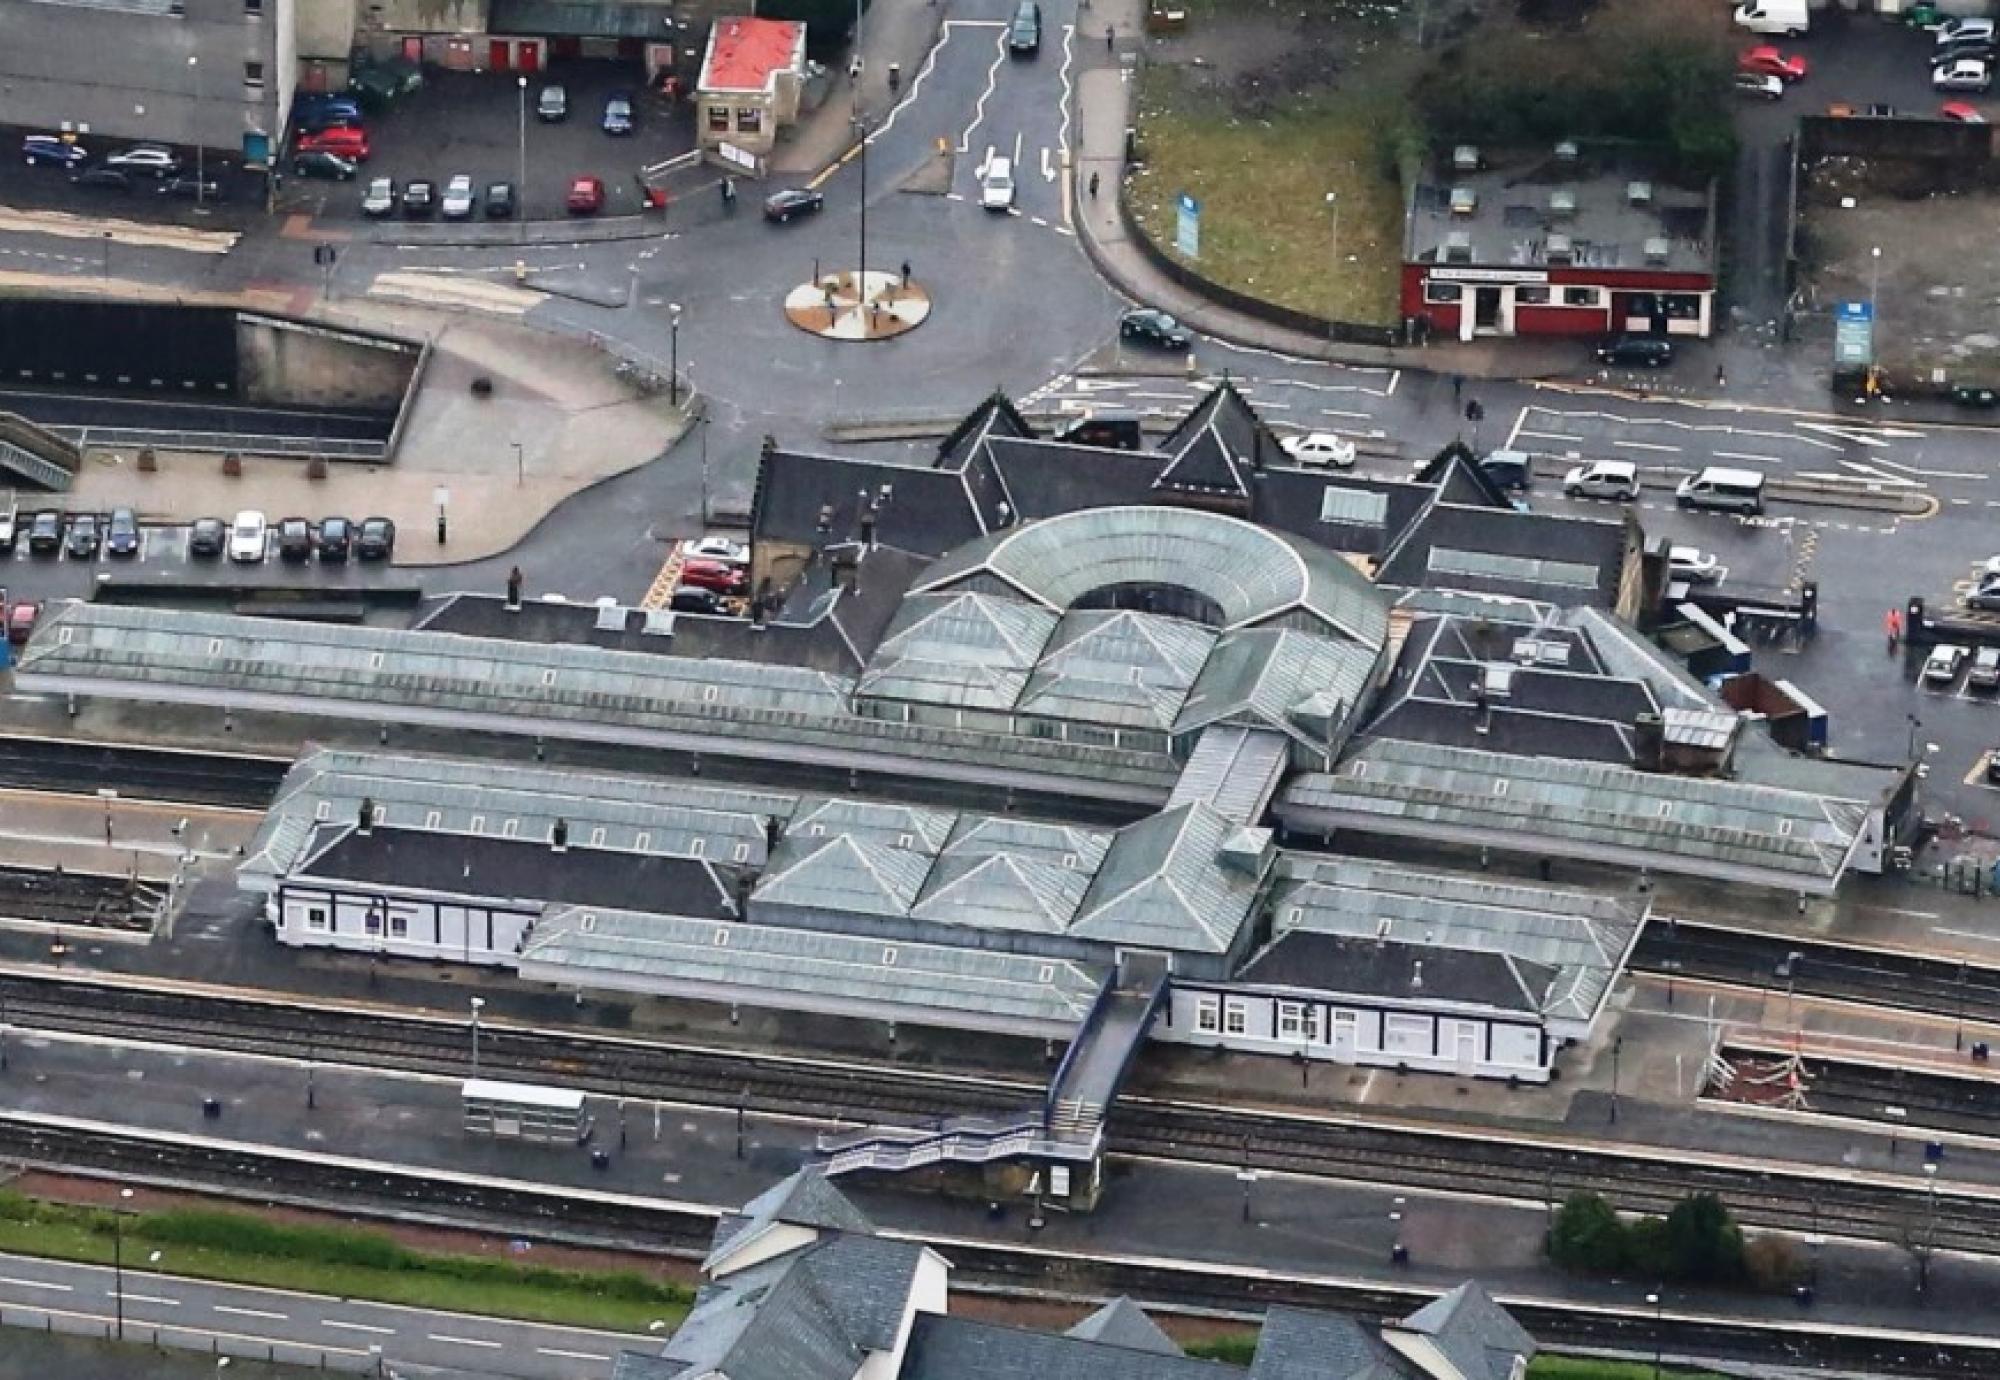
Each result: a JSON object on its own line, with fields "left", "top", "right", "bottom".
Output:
{"left": 235, "top": 314, "right": 421, "bottom": 411}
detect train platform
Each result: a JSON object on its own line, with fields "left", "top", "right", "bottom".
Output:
{"left": 7, "top": 1027, "right": 2000, "bottom": 1357}
{"left": 0, "top": 788, "right": 253, "bottom": 881}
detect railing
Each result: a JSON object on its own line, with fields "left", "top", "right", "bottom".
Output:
{"left": 48, "top": 426, "right": 388, "bottom": 461}
{"left": 1044, "top": 971, "right": 1118, "bottom": 1128}
{"left": 817, "top": 1107, "right": 1103, "bottom": 1176}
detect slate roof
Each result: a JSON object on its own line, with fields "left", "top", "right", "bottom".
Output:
{"left": 1389, "top": 1281, "right": 1537, "bottom": 1380}
{"left": 1175, "top": 626, "right": 1383, "bottom": 753}
{"left": 1152, "top": 379, "right": 1283, "bottom": 498}
{"left": 1240, "top": 931, "right": 1557, "bottom": 1015}
{"left": 1377, "top": 503, "right": 1629, "bottom": 608}
{"left": 1251, "top": 469, "right": 1429, "bottom": 559}
{"left": 1017, "top": 610, "right": 1216, "bottom": 731}
{"left": 1065, "top": 1297, "right": 1183, "bottom": 1356}
{"left": 752, "top": 448, "right": 982, "bottom": 556}
{"left": 1248, "top": 1306, "right": 1410, "bottom": 1380}
{"left": 491, "top": 0, "right": 679, "bottom": 38}
{"left": 903, "top": 1314, "right": 1239, "bottom": 1380}
{"left": 857, "top": 592, "right": 1061, "bottom": 710}
{"left": 1071, "top": 803, "right": 1267, "bottom": 955}
{"left": 706, "top": 1167, "right": 873, "bottom": 1271}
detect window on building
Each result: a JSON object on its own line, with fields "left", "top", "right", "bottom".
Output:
{"left": 1662, "top": 292, "right": 1703, "bottom": 320}
{"left": 1515, "top": 285, "right": 1551, "bottom": 305}
{"left": 708, "top": 106, "right": 730, "bottom": 134}
{"left": 1223, "top": 999, "right": 1248, "bottom": 1036}
{"left": 244, "top": 0, "right": 263, "bottom": 13}
{"left": 304, "top": 906, "right": 329, "bottom": 932}
{"left": 1424, "top": 281, "right": 1462, "bottom": 304}
{"left": 1561, "top": 286, "right": 1600, "bottom": 308}
{"left": 388, "top": 913, "right": 408, "bottom": 939}
{"left": 244, "top": 61, "right": 266, "bottom": 87}
{"left": 737, "top": 107, "right": 763, "bottom": 134}
{"left": 363, "top": 908, "right": 382, "bottom": 936}
{"left": 1383, "top": 1013, "right": 1431, "bottom": 1056}
{"left": 1276, "top": 1002, "right": 1306, "bottom": 1040}
{"left": 1331, "top": 1010, "right": 1359, "bottom": 1047}
{"left": 1194, "top": 995, "right": 1220, "bottom": 1034}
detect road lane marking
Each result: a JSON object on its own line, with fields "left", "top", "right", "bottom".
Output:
{"left": 1713, "top": 451, "right": 1783, "bottom": 464}
{"left": 0, "top": 1276, "right": 71, "bottom": 1291}
{"left": 955, "top": 30, "right": 1011, "bottom": 153}
{"left": 119, "top": 1293, "right": 181, "bottom": 1306}
{"left": 432, "top": 1333, "right": 505, "bottom": 1348}
{"left": 323, "top": 1319, "right": 396, "bottom": 1335}
{"left": 1610, "top": 439, "right": 1679, "bottom": 452}
{"left": 214, "top": 1304, "right": 288, "bottom": 1320}
{"left": 539, "top": 1347, "right": 613, "bottom": 1361}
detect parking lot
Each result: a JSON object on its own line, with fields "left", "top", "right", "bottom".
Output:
{"left": 277, "top": 62, "right": 697, "bottom": 225}
{"left": 0, "top": 124, "right": 266, "bottom": 230}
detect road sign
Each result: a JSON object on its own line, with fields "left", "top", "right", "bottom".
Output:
{"left": 1175, "top": 192, "right": 1200, "bottom": 260}
{"left": 1835, "top": 300, "right": 1874, "bottom": 369}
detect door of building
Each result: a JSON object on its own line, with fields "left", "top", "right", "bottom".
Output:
{"left": 490, "top": 40, "right": 512, "bottom": 70}
{"left": 1473, "top": 286, "right": 1503, "bottom": 336}
{"left": 1450, "top": 1021, "right": 1481, "bottom": 1074}
{"left": 518, "top": 41, "right": 541, "bottom": 73}
{"left": 1330, "top": 1010, "right": 1358, "bottom": 1062}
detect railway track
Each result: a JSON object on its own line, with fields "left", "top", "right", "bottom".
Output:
{"left": 0, "top": 1110, "right": 1993, "bottom": 1379}
{"left": 1715, "top": 1043, "right": 2000, "bottom": 1140}
{"left": 0, "top": 865, "right": 162, "bottom": 932}
{"left": 3, "top": 969, "right": 1996, "bottom": 1256}
{"left": 0, "top": 735, "right": 286, "bottom": 811}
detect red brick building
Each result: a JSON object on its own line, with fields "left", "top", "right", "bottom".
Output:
{"left": 1401, "top": 147, "right": 1718, "bottom": 344}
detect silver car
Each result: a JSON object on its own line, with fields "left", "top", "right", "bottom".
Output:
{"left": 440, "top": 174, "right": 475, "bottom": 220}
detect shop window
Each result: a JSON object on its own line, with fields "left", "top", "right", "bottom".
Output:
{"left": 1424, "top": 281, "right": 1463, "bottom": 304}
{"left": 1195, "top": 995, "right": 1220, "bottom": 1034}
{"left": 736, "top": 107, "right": 763, "bottom": 134}
{"left": 1562, "top": 286, "right": 1600, "bottom": 308}
{"left": 707, "top": 106, "right": 729, "bottom": 133}
{"left": 1662, "top": 293, "right": 1702, "bottom": 320}
{"left": 1383, "top": 1013, "right": 1430, "bottom": 1055}
{"left": 1223, "top": 999, "right": 1248, "bottom": 1036}
{"left": 1276, "top": 1002, "right": 1306, "bottom": 1040}
{"left": 1515, "top": 285, "right": 1551, "bottom": 306}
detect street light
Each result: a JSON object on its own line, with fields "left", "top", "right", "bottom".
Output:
{"left": 669, "top": 302, "right": 684, "bottom": 407}
{"left": 1324, "top": 191, "right": 1340, "bottom": 310}
{"left": 113, "top": 1186, "right": 134, "bottom": 1339}
{"left": 853, "top": 113, "right": 871, "bottom": 308}
{"left": 1644, "top": 1291, "right": 1663, "bottom": 1379}
{"left": 1608, "top": 1035, "right": 1624, "bottom": 1125}
{"left": 516, "top": 76, "right": 529, "bottom": 244}
{"left": 188, "top": 56, "right": 206, "bottom": 208}
{"left": 1868, "top": 245, "right": 1882, "bottom": 397}
{"left": 468, "top": 996, "right": 485, "bottom": 1077}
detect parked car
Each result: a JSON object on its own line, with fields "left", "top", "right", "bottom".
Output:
{"left": 277, "top": 516, "right": 313, "bottom": 562}
{"left": 1971, "top": 646, "right": 2000, "bottom": 689}
{"left": 483, "top": 181, "right": 516, "bottom": 219}
{"left": 6, "top": 600, "right": 39, "bottom": 646}
{"left": 668, "top": 585, "right": 724, "bottom": 615}
{"left": 65, "top": 513, "right": 100, "bottom": 560}
{"left": 1938, "top": 17, "right": 1997, "bottom": 45}
{"left": 158, "top": 173, "right": 224, "bottom": 201}
{"left": 1932, "top": 38, "right": 1996, "bottom": 67}
{"left": 22, "top": 135, "right": 88, "bottom": 170}
{"left": 1595, "top": 334, "right": 1675, "bottom": 367}
{"left": 601, "top": 94, "right": 635, "bottom": 135}
{"left": 27, "top": 510, "right": 61, "bottom": 555}
{"left": 401, "top": 178, "right": 437, "bottom": 216}
{"left": 361, "top": 176, "right": 397, "bottom": 217}
{"left": 293, "top": 150, "right": 358, "bottom": 180}
{"left": 228, "top": 509, "right": 267, "bottom": 563}
{"left": 1476, "top": 450, "right": 1533, "bottom": 494}
{"left": 1738, "top": 45, "right": 1807, "bottom": 81}
{"left": 1965, "top": 574, "right": 2000, "bottom": 610}
{"left": 1735, "top": 72, "right": 1786, "bottom": 100}
{"left": 357, "top": 516, "right": 396, "bottom": 560}
{"left": 1676, "top": 466, "right": 1765, "bottom": 515}
{"left": 298, "top": 127, "right": 370, "bottom": 161}
{"left": 297, "top": 92, "right": 363, "bottom": 119}
{"left": 1941, "top": 100, "right": 1988, "bottom": 122}
{"left": 1666, "top": 546, "right": 1724, "bottom": 584}
{"left": 688, "top": 536, "right": 750, "bottom": 566}
{"left": 537, "top": 84, "right": 569, "bottom": 122}
{"left": 1118, "top": 308, "right": 1191, "bottom": 350}
{"left": 105, "top": 145, "right": 182, "bottom": 178}
{"left": 188, "top": 516, "right": 226, "bottom": 558}
{"left": 440, "top": 174, "right": 475, "bottom": 220}
{"left": 0, "top": 507, "right": 13, "bottom": 553}
{"left": 70, "top": 167, "right": 132, "bottom": 193}
{"left": 1281, "top": 432, "right": 1358, "bottom": 469}
{"left": 317, "top": 516, "right": 352, "bottom": 562}
{"left": 1935, "top": 58, "right": 1992, "bottom": 92}
{"left": 1925, "top": 643, "right": 1969, "bottom": 683}
{"left": 1008, "top": 0, "right": 1043, "bottom": 54}
{"left": 566, "top": 175, "right": 606, "bottom": 215}
{"left": 763, "top": 188, "right": 825, "bottom": 223}
{"left": 980, "top": 157, "right": 1016, "bottom": 210}
{"left": 1564, "top": 458, "right": 1641, "bottom": 502}
{"left": 105, "top": 508, "right": 140, "bottom": 558}
{"left": 680, "top": 558, "right": 749, "bottom": 594}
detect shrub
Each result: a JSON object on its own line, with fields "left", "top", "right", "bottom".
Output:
{"left": 1658, "top": 1193, "right": 1744, "bottom": 1285}
{"left": 1742, "top": 1234, "right": 1808, "bottom": 1292}
{"left": 1185, "top": 1333, "right": 1258, "bottom": 1365}
{"left": 1549, "top": 1191, "right": 1628, "bottom": 1274}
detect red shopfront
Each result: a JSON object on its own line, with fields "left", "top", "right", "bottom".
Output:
{"left": 1401, "top": 264, "right": 1714, "bottom": 343}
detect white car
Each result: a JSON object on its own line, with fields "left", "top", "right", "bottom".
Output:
{"left": 1925, "top": 644, "right": 1968, "bottom": 683}
{"left": 1973, "top": 646, "right": 2000, "bottom": 690}
{"left": 980, "top": 157, "right": 1015, "bottom": 211}
{"left": 1563, "top": 459, "right": 1640, "bottom": 501}
{"left": 1937, "top": 17, "right": 1996, "bottom": 46}
{"left": 1734, "top": 73, "right": 1785, "bottom": 101}
{"left": 1666, "top": 545, "right": 1723, "bottom": 584}
{"left": 105, "top": 144, "right": 181, "bottom": 177}
{"left": 441, "top": 174, "right": 475, "bottom": 219}
{"left": 1935, "top": 58, "right": 1992, "bottom": 92}
{"left": 688, "top": 536, "right": 749, "bottom": 566}
{"left": 1281, "top": 432, "right": 1357, "bottom": 469}
{"left": 227, "top": 509, "right": 267, "bottom": 563}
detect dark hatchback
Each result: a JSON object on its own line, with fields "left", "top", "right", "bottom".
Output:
{"left": 401, "top": 179, "right": 436, "bottom": 217}
{"left": 71, "top": 167, "right": 132, "bottom": 193}
{"left": 292, "top": 150, "right": 357, "bottom": 181}
{"left": 27, "top": 510, "right": 61, "bottom": 554}
{"left": 1008, "top": 0, "right": 1042, "bottom": 54}
{"left": 357, "top": 516, "right": 396, "bottom": 560}
{"left": 1595, "top": 334, "right": 1674, "bottom": 368}
{"left": 106, "top": 508, "right": 141, "bottom": 557}
{"left": 189, "top": 516, "right": 226, "bottom": 557}
{"left": 23, "top": 135, "right": 89, "bottom": 170}
{"left": 277, "top": 517, "right": 313, "bottom": 562}
{"left": 317, "top": 516, "right": 352, "bottom": 561}
{"left": 763, "top": 188, "right": 824, "bottom": 223}
{"left": 1118, "top": 308, "right": 1191, "bottom": 350}
{"left": 484, "top": 182, "right": 516, "bottom": 219}
{"left": 65, "top": 513, "right": 101, "bottom": 559}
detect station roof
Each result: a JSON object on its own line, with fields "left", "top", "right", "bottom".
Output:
{"left": 1070, "top": 803, "right": 1269, "bottom": 955}
{"left": 1164, "top": 725, "right": 1290, "bottom": 826}
{"left": 1280, "top": 739, "right": 1870, "bottom": 894}
{"left": 699, "top": 16, "right": 806, "bottom": 94}
{"left": 855, "top": 592, "right": 1060, "bottom": 711}
{"left": 521, "top": 906, "right": 1104, "bottom": 1030}
{"left": 1241, "top": 933, "right": 1557, "bottom": 1016}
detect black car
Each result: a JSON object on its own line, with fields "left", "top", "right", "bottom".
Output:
{"left": 1119, "top": 308, "right": 1191, "bottom": 350}
{"left": 158, "top": 174, "right": 224, "bottom": 202}
{"left": 277, "top": 517, "right": 313, "bottom": 562}
{"left": 106, "top": 508, "right": 140, "bottom": 558}
{"left": 189, "top": 516, "right": 226, "bottom": 558}
{"left": 669, "top": 585, "right": 724, "bottom": 615}
{"left": 1008, "top": 0, "right": 1043, "bottom": 54}
{"left": 65, "top": 513, "right": 100, "bottom": 559}
{"left": 401, "top": 179, "right": 436, "bottom": 217}
{"left": 484, "top": 181, "right": 516, "bottom": 219}
{"left": 71, "top": 166, "right": 132, "bottom": 193}
{"left": 292, "top": 150, "right": 357, "bottom": 181}
{"left": 1988, "top": 751, "right": 2000, "bottom": 785}
{"left": 356, "top": 516, "right": 396, "bottom": 560}
{"left": 763, "top": 188, "right": 825, "bottom": 223}
{"left": 1595, "top": 334, "right": 1674, "bottom": 368}
{"left": 317, "top": 515, "right": 352, "bottom": 562}
{"left": 27, "top": 510, "right": 61, "bottom": 555}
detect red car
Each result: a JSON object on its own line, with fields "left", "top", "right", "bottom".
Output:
{"left": 1739, "top": 46, "right": 1808, "bottom": 82}
{"left": 1941, "top": 100, "right": 1987, "bottom": 122}
{"left": 6, "top": 600, "right": 39, "bottom": 645}
{"left": 296, "top": 127, "right": 371, "bottom": 161}
{"left": 565, "top": 175, "right": 605, "bottom": 215}
{"left": 678, "top": 558, "right": 748, "bottom": 594}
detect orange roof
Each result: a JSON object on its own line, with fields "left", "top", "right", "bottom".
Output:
{"left": 701, "top": 16, "right": 806, "bottom": 93}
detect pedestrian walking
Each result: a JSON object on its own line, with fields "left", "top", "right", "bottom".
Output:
{"left": 1715, "top": 363, "right": 1726, "bottom": 390}
{"left": 506, "top": 565, "right": 524, "bottom": 609}
{"left": 1089, "top": 170, "right": 1100, "bottom": 198}
{"left": 1106, "top": 23, "right": 1114, "bottom": 50}
{"left": 1450, "top": 373, "right": 1463, "bottom": 405}
{"left": 901, "top": 259, "right": 912, "bottom": 287}
{"left": 1886, "top": 606, "right": 1903, "bottom": 652}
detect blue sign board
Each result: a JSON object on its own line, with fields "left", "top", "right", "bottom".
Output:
{"left": 1175, "top": 192, "right": 1201, "bottom": 260}
{"left": 1835, "top": 300, "right": 1874, "bottom": 369}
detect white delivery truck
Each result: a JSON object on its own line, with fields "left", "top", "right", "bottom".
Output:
{"left": 1735, "top": 0, "right": 1808, "bottom": 35}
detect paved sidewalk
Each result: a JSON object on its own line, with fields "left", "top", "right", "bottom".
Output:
{"left": 775, "top": 0, "right": 948, "bottom": 177}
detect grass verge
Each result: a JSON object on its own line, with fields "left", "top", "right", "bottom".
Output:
{"left": 1126, "top": 64, "right": 1411, "bottom": 327}
{"left": 0, "top": 1192, "right": 689, "bottom": 1335}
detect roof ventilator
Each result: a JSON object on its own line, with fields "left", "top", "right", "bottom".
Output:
{"left": 1545, "top": 233, "right": 1575, "bottom": 265}
{"left": 1444, "top": 231, "right": 1474, "bottom": 264}
{"left": 1549, "top": 188, "right": 1577, "bottom": 219}
{"left": 1452, "top": 144, "right": 1480, "bottom": 171}
{"left": 1626, "top": 180, "right": 1653, "bottom": 206}
{"left": 1643, "top": 236, "right": 1672, "bottom": 265}
{"left": 1554, "top": 138, "right": 1580, "bottom": 165}
{"left": 1449, "top": 185, "right": 1477, "bottom": 217}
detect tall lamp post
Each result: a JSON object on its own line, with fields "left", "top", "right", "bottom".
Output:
{"left": 1644, "top": 1291, "right": 1663, "bottom": 1379}
{"left": 668, "top": 303, "right": 683, "bottom": 407}
{"left": 1868, "top": 244, "right": 1882, "bottom": 397}
{"left": 468, "top": 996, "right": 485, "bottom": 1077}
{"left": 113, "top": 1186, "right": 135, "bottom": 1339}
{"left": 853, "top": 114, "right": 871, "bottom": 307}
{"left": 1324, "top": 190, "right": 1340, "bottom": 295}
{"left": 516, "top": 75, "right": 529, "bottom": 243}
{"left": 188, "top": 56, "right": 205, "bottom": 208}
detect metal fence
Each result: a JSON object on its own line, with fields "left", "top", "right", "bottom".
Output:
{"left": 51, "top": 427, "right": 389, "bottom": 462}
{"left": 0, "top": 1303, "right": 391, "bottom": 1374}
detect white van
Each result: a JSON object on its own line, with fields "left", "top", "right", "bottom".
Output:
{"left": 1676, "top": 466, "right": 1766, "bottom": 516}
{"left": 1734, "top": 0, "right": 1807, "bottom": 36}
{"left": 1563, "top": 458, "right": 1640, "bottom": 502}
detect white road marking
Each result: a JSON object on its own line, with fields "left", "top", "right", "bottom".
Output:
{"left": 120, "top": 1293, "right": 181, "bottom": 1306}
{"left": 1040, "top": 146, "right": 1054, "bottom": 182}
{"left": 1385, "top": 369, "right": 1400, "bottom": 396}
{"left": 1796, "top": 420, "right": 1925, "bottom": 447}
{"left": 213, "top": 1304, "right": 288, "bottom": 1320}
{"left": 1610, "top": 439, "right": 1679, "bottom": 453}
{"left": 1713, "top": 450, "right": 1784, "bottom": 464}
{"left": 431, "top": 1333, "right": 505, "bottom": 1349}
{"left": 1836, "top": 460, "right": 1916, "bottom": 485}
{"left": 0, "top": 1277, "right": 71, "bottom": 1292}
{"left": 1515, "top": 429, "right": 1584, "bottom": 444}
{"left": 323, "top": 1318, "right": 396, "bottom": 1335}
{"left": 955, "top": 31, "right": 1011, "bottom": 154}
{"left": 539, "top": 1347, "right": 613, "bottom": 1362}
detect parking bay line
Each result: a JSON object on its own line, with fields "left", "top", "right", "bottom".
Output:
{"left": 1610, "top": 440, "right": 1680, "bottom": 453}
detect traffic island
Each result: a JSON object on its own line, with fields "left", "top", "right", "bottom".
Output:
{"left": 783, "top": 270, "right": 930, "bottom": 341}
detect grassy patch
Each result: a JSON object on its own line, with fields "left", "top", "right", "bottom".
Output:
{"left": 0, "top": 1192, "right": 689, "bottom": 1334}
{"left": 1127, "top": 64, "right": 1411, "bottom": 327}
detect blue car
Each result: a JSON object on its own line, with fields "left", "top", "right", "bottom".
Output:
{"left": 601, "top": 94, "right": 635, "bottom": 135}
{"left": 22, "top": 135, "right": 88, "bottom": 170}
{"left": 297, "top": 93, "right": 361, "bottom": 118}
